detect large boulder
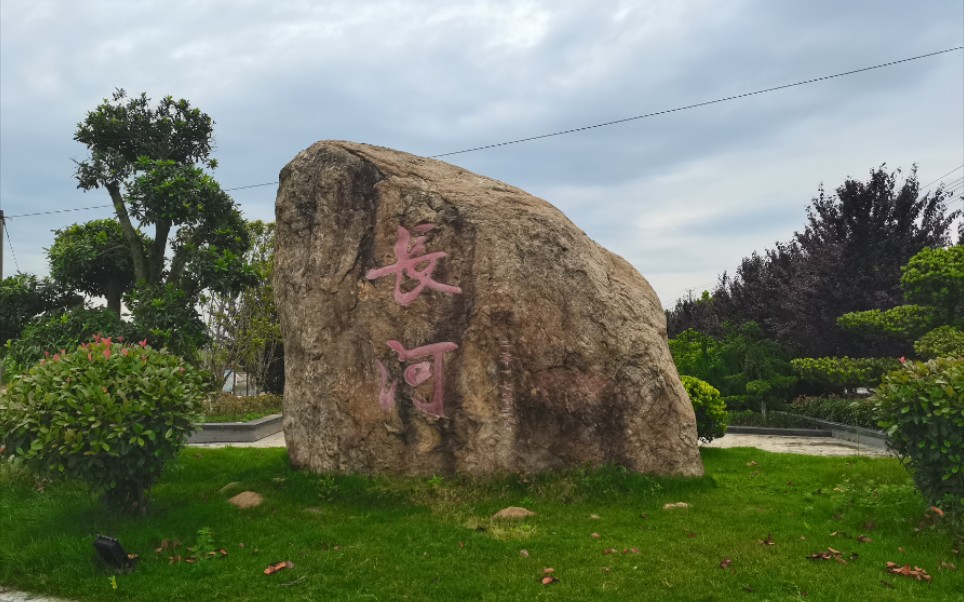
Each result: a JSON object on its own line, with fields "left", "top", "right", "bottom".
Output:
{"left": 274, "top": 141, "right": 703, "bottom": 477}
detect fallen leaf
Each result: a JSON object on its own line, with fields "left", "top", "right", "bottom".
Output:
{"left": 663, "top": 502, "right": 690, "bottom": 510}
{"left": 238, "top": 543, "right": 246, "bottom": 548}
{"left": 747, "top": 461, "right": 758, "bottom": 467}
{"left": 602, "top": 548, "right": 618, "bottom": 555}
{"left": 458, "top": 541, "right": 465, "bottom": 549}
{"left": 519, "top": 549, "right": 529, "bottom": 558}
{"left": 601, "top": 567, "right": 611, "bottom": 573}
{"left": 759, "top": 534, "right": 775, "bottom": 546}
{"left": 219, "top": 549, "right": 228, "bottom": 557}
{"left": 720, "top": 558, "right": 733, "bottom": 569}
{"left": 542, "top": 567, "right": 555, "bottom": 574}
{"left": 492, "top": 506, "right": 536, "bottom": 520}
{"left": 264, "top": 561, "right": 294, "bottom": 575}
{"left": 885, "top": 562, "right": 931, "bottom": 582}
{"left": 589, "top": 514, "right": 600, "bottom": 520}
{"left": 629, "top": 548, "right": 640, "bottom": 554}
{"left": 799, "top": 536, "right": 807, "bottom": 541}
{"left": 929, "top": 506, "right": 945, "bottom": 518}
{"left": 857, "top": 535, "right": 873, "bottom": 543}
{"left": 686, "top": 532, "right": 697, "bottom": 539}
{"left": 939, "top": 561, "right": 956, "bottom": 570}
{"left": 541, "top": 576, "right": 558, "bottom": 585}
{"left": 898, "top": 547, "right": 905, "bottom": 553}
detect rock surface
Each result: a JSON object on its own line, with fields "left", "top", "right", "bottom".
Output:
{"left": 492, "top": 506, "right": 537, "bottom": 520}
{"left": 227, "top": 491, "right": 263, "bottom": 509}
{"left": 274, "top": 141, "right": 703, "bottom": 478}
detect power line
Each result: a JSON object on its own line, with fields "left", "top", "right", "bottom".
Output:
{"left": 5, "top": 205, "right": 114, "bottom": 219}
{"left": 4, "top": 47, "right": 961, "bottom": 220}
{"left": 4, "top": 218, "right": 20, "bottom": 272}
{"left": 430, "top": 46, "right": 963, "bottom": 158}
{"left": 920, "top": 164, "right": 964, "bottom": 190}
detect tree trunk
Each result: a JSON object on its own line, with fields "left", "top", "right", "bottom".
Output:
{"left": 106, "top": 277, "right": 123, "bottom": 316}
{"left": 148, "top": 220, "right": 171, "bottom": 285}
{"left": 107, "top": 183, "right": 148, "bottom": 284}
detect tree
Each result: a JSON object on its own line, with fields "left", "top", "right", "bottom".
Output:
{"left": 47, "top": 219, "right": 141, "bottom": 315}
{"left": 73, "top": 89, "right": 253, "bottom": 302}
{"left": 0, "top": 274, "right": 80, "bottom": 349}
{"left": 202, "top": 221, "right": 283, "bottom": 392}
{"left": 673, "top": 166, "right": 960, "bottom": 357}
{"left": 839, "top": 245, "right": 964, "bottom": 358}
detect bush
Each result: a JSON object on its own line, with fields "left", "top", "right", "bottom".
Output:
{"left": 788, "top": 396, "right": 879, "bottom": 429}
{"left": 790, "top": 356, "right": 899, "bottom": 395}
{"left": 914, "top": 325, "right": 964, "bottom": 359}
{"left": 874, "top": 357, "right": 964, "bottom": 513}
{"left": 0, "top": 336, "right": 208, "bottom": 512}
{"left": 202, "top": 393, "right": 283, "bottom": 422}
{"left": 680, "top": 375, "right": 728, "bottom": 444}
{"left": 3, "top": 307, "right": 133, "bottom": 378}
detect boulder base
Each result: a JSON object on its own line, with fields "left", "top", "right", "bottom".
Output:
{"left": 274, "top": 141, "right": 703, "bottom": 477}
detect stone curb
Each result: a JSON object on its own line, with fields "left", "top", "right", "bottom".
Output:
{"left": 186, "top": 413, "right": 283, "bottom": 444}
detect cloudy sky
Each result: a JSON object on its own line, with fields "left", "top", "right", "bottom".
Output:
{"left": 1, "top": 0, "right": 962, "bottom": 308}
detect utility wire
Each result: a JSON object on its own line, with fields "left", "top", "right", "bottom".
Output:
{"left": 4, "top": 218, "right": 21, "bottom": 272}
{"left": 430, "top": 46, "right": 963, "bottom": 158}
{"left": 4, "top": 47, "right": 962, "bottom": 219}
{"left": 920, "top": 164, "right": 964, "bottom": 190}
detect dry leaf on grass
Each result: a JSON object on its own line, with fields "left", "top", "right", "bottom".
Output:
{"left": 759, "top": 534, "right": 775, "bottom": 546}
{"left": 720, "top": 558, "right": 733, "bottom": 569}
{"left": 264, "top": 561, "right": 294, "bottom": 575}
{"left": 662, "top": 502, "right": 689, "bottom": 510}
{"left": 856, "top": 535, "right": 873, "bottom": 543}
{"left": 590, "top": 532, "right": 601, "bottom": 539}
{"left": 885, "top": 562, "right": 931, "bottom": 581}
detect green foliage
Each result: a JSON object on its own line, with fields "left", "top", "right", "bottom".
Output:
{"left": 3, "top": 307, "right": 133, "bottom": 378}
{"left": 0, "top": 336, "right": 208, "bottom": 512}
{"left": 837, "top": 305, "right": 940, "bottom": 341}
{"left": 874, "top": 357, "right": 964, "bottom": 512}
{"left": 788, "top": 396, "right": 879, "bottom": 429}
{"left": 900, "top": 245, "right": 964, "bottom": 325}
{"left": 672, "top": 167, "right": 959, "bottom": 357}
{"left": 201, "top": 221, "right": 282, "bottom": 392}
{"left": 47, "top": 219, "right": 143, "bottom": 314}
{"left": 0, "top": 274, "right": 81, "bottom": 351}
{"left": 670, "top": 322, "right": 797, "bottom": 413}
{"left": 129, "top": 283, "right": 208, "bottom": 363}
{"left": 790, "top": 356, "right": 900, "bottom": 395}
{"left": 913, "top": 325, "right": 964, "bottom": 359}
{"left": 679, "top": 375, "right": 728, "bottom": 443}
{"left": 201, "top": 393, "right": 283, "bottom": 423}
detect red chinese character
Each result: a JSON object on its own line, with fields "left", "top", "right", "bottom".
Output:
{"left": 366, "top": 225, "right": 462, "bottom": 306}
{"left": 374, "top": 340, "right": 458, "bottom": 417}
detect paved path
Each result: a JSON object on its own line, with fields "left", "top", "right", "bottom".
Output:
{"left": 704, "top": 433, "right": 891, "bottom": 457}
{"left": 190, "top": 430, "right": 891, "bottom": 457}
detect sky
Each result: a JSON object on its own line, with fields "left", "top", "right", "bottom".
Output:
{"left": 1, "top": 0, "right": 962, "bottom": 309}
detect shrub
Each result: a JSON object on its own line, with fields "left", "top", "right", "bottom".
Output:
{"left": 3, "top": 306, "right": 133, "bottom": 378}
{"left": 0, "top": 336, "right": 208, "bottom": 512}
{"left": 790, "top": 356, "right": 899, "bottom": 395}
{"left": 874, "top": 357, "right": 964, "bottom": 513}
{"left": 914, "top": 325, "right": 964, "bottom": 359}
{"left": 788, "top": 396, "right": 879, "bottom": 429}
{"left": 680, "top": 375, "right": 728, "bottom": 444}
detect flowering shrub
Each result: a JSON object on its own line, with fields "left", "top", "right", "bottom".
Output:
{"left": 680, "top": 375, "right": 728, "bottom": 444}
{"left": 874, "top": 357, "right": 964, "bottom": 513}
{"left": 1, "top": 335, "right": 208, "bottom": 512}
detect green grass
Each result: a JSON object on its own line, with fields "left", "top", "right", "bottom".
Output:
{"left": 1, "top": 448, "right": 961, "bottom": 601}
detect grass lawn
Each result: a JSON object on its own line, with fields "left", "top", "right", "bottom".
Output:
{"left": 1, "top": 447, "right": 961, "bottom": 601}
